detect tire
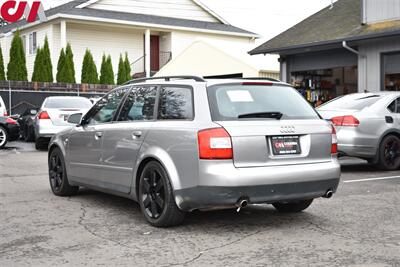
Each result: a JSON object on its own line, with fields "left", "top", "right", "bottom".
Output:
{"left": 273, "top": 199, "right": 314, "bottom": 213}
{"left": 377, "top": 135, "right": 400, "bottom": 171}
{"left": 0, "top": 126, "right": 8, "bottom": 149}
{"left": 35, "top": 137, "right": 48, "bottom": 151}
{"left": 48, "top": 147, "right": 79, "bottom": 196}
{"left": 138, "top": 161, "right": 185, "bottom": 227}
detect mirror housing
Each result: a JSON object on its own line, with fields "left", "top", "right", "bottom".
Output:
{"left": 67, "top": 113, "right": 83, "bottom": 125}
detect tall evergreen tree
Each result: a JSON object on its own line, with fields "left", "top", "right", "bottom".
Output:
{"left": 31, "top": 47, "right": 43, "bottom": 82}
{"left": 7, "top": 30, "right": 28, "bottom": 81}
{"left": 100, "top": 54, "right": 114, "bottom": 85}
{"left": 117, "top": 54, "right": 126, "bottom": 85}
{"left": 64, "top": 43, "right": 75, "bottom": 83}
{"left": 56, "top": 48, "right": 66, "bottom": 82}
{"left": 0, "top": 46, "right": 5, "bottom": 81}
{"left": 124, "top": 53, "right": 131, "bottom": 81}
{"left": 81, "top": 49, "right": 98, "bottom": 84}
{"left": 42, "top": 36, "right": 53, "bottom": 82}
{"left": 106, "top": 55, "right": 114, "bottom": 85}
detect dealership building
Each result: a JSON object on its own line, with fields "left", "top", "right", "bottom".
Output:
{"left": 250, "top": 0, "right": 400, "bottom": 105}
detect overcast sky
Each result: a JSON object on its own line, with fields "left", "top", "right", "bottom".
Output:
{"left": 34, "top": 0, "right": 334, "bottom": 70}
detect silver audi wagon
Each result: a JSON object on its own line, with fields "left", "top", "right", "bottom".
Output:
{"left": 48, "top": 76, "right": 341, "bottom": 227}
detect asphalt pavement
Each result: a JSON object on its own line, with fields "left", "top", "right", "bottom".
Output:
{"left": 0, "top": 142, "right": 399, "bottom": 266}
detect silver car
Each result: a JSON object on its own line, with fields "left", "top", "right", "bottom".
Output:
{"left": 48, "top": 76, "right": 340, "bottom": 227}
{"left": 35, "top": 96, "right": 92, "bottom": 150}
{"left": 317, "top": 92, "right": 400, "bottom": 171}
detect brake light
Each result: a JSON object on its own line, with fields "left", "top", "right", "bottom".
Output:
{"left": 198, "top": 128, "right": 233, "bottom": 160}
{"left": 331, "top": 126, "right": 338, "bottom": 155}
{"left": 3, "top": 110, "right": 7, "bottom": 116}
{"left": 38, "top": 111, "right": 50, "bottom": 120}
{"left": 331, "top": 115, "right": 359, "bottom": 127}
{"left": 5, "top": 117, "right": 17, "bottom": 125}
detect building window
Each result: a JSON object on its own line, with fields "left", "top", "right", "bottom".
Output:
{"left": 383, "top": 52, "right": 400, "bottom": 91}
{"left": 22, "top": 35, "right": 26, "bottom": 55}
{"left": 29, "top": 32, "right": 37, "bottom": 54}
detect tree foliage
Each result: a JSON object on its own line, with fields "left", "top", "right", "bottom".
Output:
{"left": 0, "top": 46, "right": 5, "bottom": 81}
{"left": 81, "top": 49, "right": 98, "bottom": 84}
{"left": 31, "top": 47, "right": 43, "bottom": 82}
{"left": 100, "top": 54, "right": 114, "bottom": 85}
{"left": 117, "top": 54, "right": 126, "bottom": 85}
{"left": 56, "top": 48, "right": 66, "bottom": 82}
{"left": 124, "top": 53, "right": 131, "bottom": 81}
{"left": 56, "top": 43, "right": 75, "bottom": 83}
{"left": 7, "top": 30, "right": 27, "bottom": 81}
{"left": 41, "top": 36, "right": 53, "bottom": 82}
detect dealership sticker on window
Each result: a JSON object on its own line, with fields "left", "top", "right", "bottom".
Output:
{"left": 226, "top": 90, "right": 254, "bottom": 102}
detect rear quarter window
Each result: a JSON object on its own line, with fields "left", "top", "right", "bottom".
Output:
{"left": 207, "top": 84, "right": 319, "bottom": 121}
{"left": 158, "top": 86, "right": 194, "bottom": 120}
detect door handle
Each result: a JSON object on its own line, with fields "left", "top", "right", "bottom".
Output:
{"left": 132, "top": 131, "right": 142, "bottom": 139}
{"left": 95, "top": 131, "right": 103, "bottom": 139}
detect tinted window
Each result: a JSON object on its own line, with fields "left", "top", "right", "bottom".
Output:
{"left": 118, "top": 86, "right": 157, "bottom": 121}
{"left": 45, "top": 98, "right": 92, "bottom": 109}
{"left": 207, "top": 84, "right": 319, "bottom": 121}
{"left": 388, "top": 98, "right": 400, "bottom": 113}
{"left": 85, "top": 87, "right": 129, "bottom": 125}
{"left": 158, "top": 87, "right": 193, "bottom": 120}
{"left": 319, "top": 94, "right": 382, "bottom": 111}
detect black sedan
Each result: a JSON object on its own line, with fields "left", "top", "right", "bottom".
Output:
{"left": 0, "top": 116, "right": 20, "bottom": 149}
{"left": 17, "top": 107, "right": 38, "bottom": 142}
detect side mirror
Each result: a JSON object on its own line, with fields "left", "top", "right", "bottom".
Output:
{"left": 30, "top": 109, "right": 38, "bottom": 115}
{"left": 67, "top": 113, "right": 83, "bottom": 125}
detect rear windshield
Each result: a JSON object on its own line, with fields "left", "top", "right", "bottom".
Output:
{"left": 207, "top": 84, "right": 319, "bottom": 121}
{"left": 45, "top": 98, "right": 92, "bottom": 109}
{"left": 318, "top": 94, "right": 382, "bottom": 111}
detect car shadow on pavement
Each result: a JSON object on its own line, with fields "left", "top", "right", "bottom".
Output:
{"left": 73, "top": 188, "right": 322, "bottom": 229}
{"left": 340, "top": 163, "right": 382, "bottom": 173}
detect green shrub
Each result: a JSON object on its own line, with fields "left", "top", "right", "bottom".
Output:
{"left": 7, "top": 30, "right": 27, "bottom": 81}
{"left": 81, "top": 49, "right": 98, "bottom": 84}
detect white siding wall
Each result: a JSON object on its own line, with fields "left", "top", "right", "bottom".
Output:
{"left": 88, "top": 0, "right": 218, "bottom": 22}
{"left": 170, "top": 31, "right": 253, "bottom": 60}
{"left": 66, "top": 22, "right": 144, "bottom": 83}
{"left": 358, "top": 36, "right": 400, "bottom": 92}
{"left": 364, "top": 0, "right": 400, "bottom": 24}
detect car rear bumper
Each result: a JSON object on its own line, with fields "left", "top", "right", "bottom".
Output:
{"left": 174, "top": 160, "right": 341, "bottom": 211}
{"left": 36, "top": 121, "right": 72, "bottom": 138}
{"left": 336, "top": 129, "right": 378, "bottom": 158}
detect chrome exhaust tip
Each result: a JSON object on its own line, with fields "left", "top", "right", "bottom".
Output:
{"left": 236, "top": 198, "right": 249, "bottom": 212}
{"left": 323, "top": 189, "right": 334, "bottom": 199}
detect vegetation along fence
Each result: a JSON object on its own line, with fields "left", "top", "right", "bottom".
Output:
{"left": 0, "top": 81, "right": 115, "bottom": 115}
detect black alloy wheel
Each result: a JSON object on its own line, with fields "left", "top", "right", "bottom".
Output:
{"left": 138, "top": 161, "right": 185, "bottom": 227}
{"left": 141, "top": 167, "right": 166, "bottom": 219}
{"left": 378, "top": 135, "right": 400, "bottom": 171}
{"left": 48, "top": 148, "right": 79, "bottom": 196}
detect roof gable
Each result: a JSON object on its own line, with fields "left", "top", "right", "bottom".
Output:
{"left": 80, "top": 0, "right": 227, "bottom": 24}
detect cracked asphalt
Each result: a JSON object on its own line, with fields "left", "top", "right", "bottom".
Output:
{"left": 1, "top": 142, "right": 400, "bottom": 266}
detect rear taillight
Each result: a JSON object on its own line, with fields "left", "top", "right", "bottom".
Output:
{"left": 3, "top": 111, "right": 7, "bottom": 116}
{"left": 198, "top": 128, "right": 233, "bottom": 160}
{"left": 331, "top": 115, "right": 359, "bottom": 127}
{"left": 38, "top": 111, "right": 50, "bottom": 120}
{"left": 331, "top": 126, "right": 338, "bottom": 155}
{"left": 5, "top": 117, "right": 17, "bottom": 125}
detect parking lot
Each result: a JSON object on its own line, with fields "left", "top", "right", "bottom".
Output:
{"left": 0, "top": 141, "right": 399, "bottom": 266}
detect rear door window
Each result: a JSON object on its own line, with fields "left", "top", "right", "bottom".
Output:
{"left": 118, "top": 86, "right": 157, "bottom": 121}
{"left": 207, "top": 84, "right": 319, "bottom": 121}
{"left": 388, "top": 98, "right": 400, "bottom": 113}
{"left": 158, "top": 86, "right": 194, "bottom": 120}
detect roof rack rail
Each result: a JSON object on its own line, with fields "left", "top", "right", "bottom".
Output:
{"left": 242, "top": 77, "right": 281, "bottom": 82}
{"left": 123, "top": 76, "right": 206, "bottom": 85}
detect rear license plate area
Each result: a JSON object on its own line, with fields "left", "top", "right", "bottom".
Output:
{"left": 271, "top": 136, "right": 301, "bottom": 155}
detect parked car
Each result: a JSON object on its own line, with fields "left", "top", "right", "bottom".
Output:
{"left": 0, "top": 95, "right": 7, "bottom": 116}
{"left": 317, "top": 92, "right": 400, "bottom": 171}
{"left": 17, "top": 107, "right": 39, "bottom": 142}
{"left": 48, "top": 76, "right": 341, "bottom": 227}
{"left": 35, "top": 96, "right": 93, "bottom": 150}
{"left": 0, "top": 116, "right": 20, "bottom": 149}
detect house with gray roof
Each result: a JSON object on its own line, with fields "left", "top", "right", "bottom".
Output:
{"left": 250, "top": 0, "right": 400, "bottom": 104}
{"left": 0, "top": 0, "right": 258, "bottom": 83}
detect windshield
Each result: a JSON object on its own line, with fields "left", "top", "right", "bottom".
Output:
{"left": 318, "top": 94, "right": 382, "bottom": 111}
{"left": 207, "top": 84, "right": 319, "bottom": 121}
{"left": 45, "top": 97, "right": 93, "bottom": 109}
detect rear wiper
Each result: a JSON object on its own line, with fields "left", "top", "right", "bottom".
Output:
{"left": 238, "top": 112, "right": 283, "bottom": 120}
